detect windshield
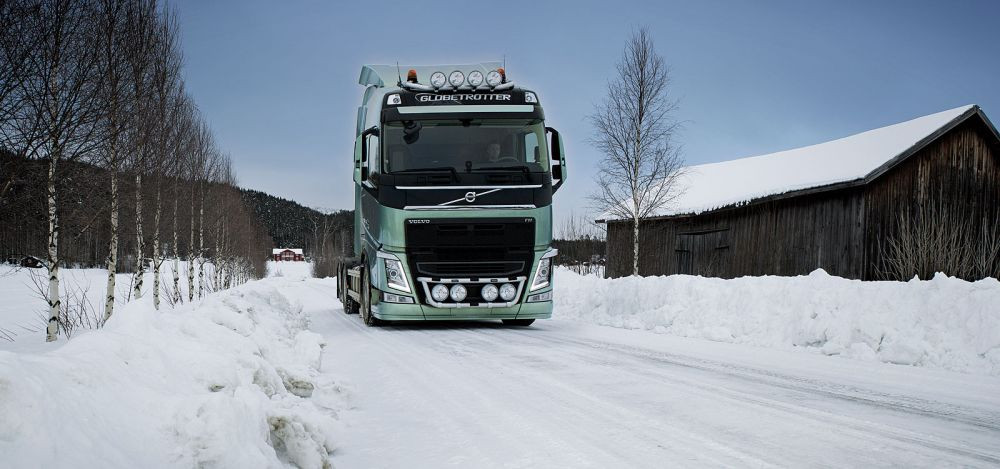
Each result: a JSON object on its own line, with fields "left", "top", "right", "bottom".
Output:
{"left": 383, "top": 119, "right": 549, "bottom": 174}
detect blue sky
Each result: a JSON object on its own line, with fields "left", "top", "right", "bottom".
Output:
{"left": 175, "top": 0, "right": 1000, "bottom": 227}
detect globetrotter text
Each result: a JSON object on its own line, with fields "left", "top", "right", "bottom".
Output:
{"left": 416, "top": 93, "right": 513, "bottom": 103}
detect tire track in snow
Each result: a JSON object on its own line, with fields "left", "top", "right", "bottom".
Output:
{"left": 410, "top": 324, "right": 784, "bottom": 468}
{"left": 494, "top": 327, "right": 1000, "bottom": 466}
{"left": 403, "top": 324, "right": 776, "bottom": 467}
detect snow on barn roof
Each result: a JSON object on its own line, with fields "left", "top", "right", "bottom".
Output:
{"left": 272, "top": 248, "right": 303, "bottom": 255}
{"left": 611, "top": 104, "right": 982, "bottom": 221}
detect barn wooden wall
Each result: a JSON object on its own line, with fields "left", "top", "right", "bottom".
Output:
{"left": 607, "top": 188, "right": 865, "bottom": 278}
{"left": 606, "top": 116, "right": 999, "bottom": 280}
{"left": 862, "top": 121, "right": 1000, "bottom": 279}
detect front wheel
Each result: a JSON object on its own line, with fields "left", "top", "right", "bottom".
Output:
{"left": 360, "top": 267, "right": 384, "bottom": 327}
{"left": 502, "top": 319, "right": 535, "bottom": 327}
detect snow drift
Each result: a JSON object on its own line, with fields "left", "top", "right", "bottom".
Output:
{"left": 554, "top": 268, "right": 1000, "bottom": 376}
{"left": 0, "top": 279, "right": 341, "bottom": 468}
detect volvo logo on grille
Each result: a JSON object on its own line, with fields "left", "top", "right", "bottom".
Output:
{"left": 439, "top": 188, "right": 503, "bottom": 206}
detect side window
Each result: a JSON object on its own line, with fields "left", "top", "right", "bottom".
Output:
{"left": 524, "top": 132, "right": 540, "bottom": 163}
{"left": 367, "top": 135, "right": 379, "bottom": 176}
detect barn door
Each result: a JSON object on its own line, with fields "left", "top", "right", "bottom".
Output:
{"left": 675, "top": 229, "right": 730, "bottom": 276}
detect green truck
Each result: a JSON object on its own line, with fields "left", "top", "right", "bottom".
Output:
{"left": 337, "top": 63, "right": 566, "bottom": 326}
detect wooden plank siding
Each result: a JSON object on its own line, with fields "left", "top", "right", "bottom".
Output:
{"left": 606, "top": 114, "right": 999, "bottom": 280}
{"left": 862, "top": 120, "right": 1000, "bottom": 279}
{"left": 608, "top": 188, "right": 865, "bottom": 278}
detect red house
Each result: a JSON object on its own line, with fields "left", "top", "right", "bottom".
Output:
{"left": 272, "top": 248, "right": 304, "bottom": 262}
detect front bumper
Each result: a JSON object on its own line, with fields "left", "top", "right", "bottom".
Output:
{"left": 372, "top": 298, "right": 552, "bottom": 321}
{"left": 371, "top": 247, "right": 554, "bottom": 321}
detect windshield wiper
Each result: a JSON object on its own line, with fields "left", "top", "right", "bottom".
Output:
{"left": 478, "top": 165, "right": 534, "bottom": 181}
{"left": 392, "top": 166, "right": 458, "bottom": 181}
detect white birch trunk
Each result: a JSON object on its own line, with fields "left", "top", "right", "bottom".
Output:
{"left": 198, "top": 185, "right": 204, "bottom": 299}
{"left": 172, "top": 179, "right": 180, "bottom": 303}
{"left": 45, "top": 157, "right": 60, "bottom": 342}
{"left": 214, "top": 222, "right": 221, "bottom": 291}
{"left": 133, "top": 173, "right": 144, "bottom": 300}
{"left": 152, "top": 183, "right": 161, "bottom": 310}
{"left": 187, "top": 185, "right": 194, "bottom": 302}
{"left": 632, "top": 214, "right": 640, "bottom": 277}
{"left": 104, "top": 172, "right": 119, "bottom": 321}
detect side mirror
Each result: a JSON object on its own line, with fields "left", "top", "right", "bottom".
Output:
{"left": 360, "top": 126, "right": 379, "bottom": 183}
{"left": 546, "top": 127, "right": 566, "bottom": 192}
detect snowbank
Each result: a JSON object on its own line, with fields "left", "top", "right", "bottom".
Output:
{"left": 553, "top": 268, "right": 1000, "bottom": 376}
{"left": 0, "top": 279, "right": 342, "bottom": 468}
{"left": 0, "top": 262, "right": 214, "bottom": 347}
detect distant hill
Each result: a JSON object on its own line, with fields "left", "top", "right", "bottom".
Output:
{"left": 240, "top": 188, "right": 353, "bottom": 257}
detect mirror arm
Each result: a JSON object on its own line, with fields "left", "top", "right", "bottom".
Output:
{"left": 360, "top": 126, "right": 379, "bottom": 181}
{"left": 546, "top": 127, "right": 564, "bottom": 192}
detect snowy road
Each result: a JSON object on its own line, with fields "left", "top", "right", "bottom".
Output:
{"left": 291, "top": 280, "right": 1000, "bottom": 468}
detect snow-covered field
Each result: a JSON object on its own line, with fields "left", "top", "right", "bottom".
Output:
{"left": 554, "top": 268, "right": 1000, "bottom": 376}
{"left": 2, "top": 262, "right": 999, "bottom": 467}
{"left": 267, "top": 260, "right": 314, "bottom": 280}
{"left": 0, "top": 262, "right": 212, "bottom": 348}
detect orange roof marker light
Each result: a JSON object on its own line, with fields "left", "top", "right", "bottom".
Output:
{"left": 406, "top": 69, "right": 418, "bottom": 83}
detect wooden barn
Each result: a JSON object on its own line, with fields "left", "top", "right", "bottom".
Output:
{"left": 272, "top": 248, "right": 304, "bottom": 262}
{"left": 601, "top": 105, "right": 1000, "bottom": 281}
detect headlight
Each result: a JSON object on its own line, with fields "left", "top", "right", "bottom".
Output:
{"left": 429, "top": 71, "right": 446, "bottom": 88}
{"left": 449, "top": 284, "right": 467, "bottom": 302}
{"left": 524, "top": 92, "right": 537, "bottom": 104}
{"left": 499, "top": 283, "right": 516, "bottom": 301}
{"left": 480, "top": 284, "right": 499, "bottom": 302}
{"left": 431, "top": 284, "right": 449, "bottom": 302}
{"left": 383, "top": 257, "right": 410, "bottom": 293}
{"left": 467, "top": 70, "right": 484, "bottom": 87}
{"left": 448, "top": 70, "right": 465, "bottom": 87}
{"left": 486, "top": 70, "right": 502, "bottom": 87}
{"left": 386, "top": 93, "right": 401, "bottom": 105}
{"left": 530, "top": 258, "right": 551, "bottom": 291}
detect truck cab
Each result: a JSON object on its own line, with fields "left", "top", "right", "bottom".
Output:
{"left": 337, "top": 63, "right": 566, "bottom": 326}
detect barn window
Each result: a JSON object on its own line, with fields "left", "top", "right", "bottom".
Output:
{"left": 675, "top": 228, "right": 730, "bottom": 276}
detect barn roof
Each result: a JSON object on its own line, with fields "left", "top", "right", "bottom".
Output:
{"left": 272, "top": 248, "right": 303, "bottom": 255}
{"left": 601, "top": 104, "right": 998, "bottom": 222}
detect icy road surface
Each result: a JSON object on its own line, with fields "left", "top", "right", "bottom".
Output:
{"left": 292, "top": 280, "right": 1000, "bottom": 468}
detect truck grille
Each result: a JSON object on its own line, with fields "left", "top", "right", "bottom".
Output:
{"left": 405, "top": 218, "right": 535, "bottom": 281}
{"left": 415, "top": 261, "right": 525, "bottom": 277}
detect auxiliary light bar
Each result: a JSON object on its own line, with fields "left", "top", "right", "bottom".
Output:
{"left": 399, "top": 68, "right": 513, "bottom": 92}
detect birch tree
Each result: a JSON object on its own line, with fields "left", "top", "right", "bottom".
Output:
{"left": 187, "top": 120, "right": 212, "bottom": 302}
{"left": 96, "top": 0, "right": 132, "bottom": 321}
{"left": 16, "top": 0, "right": 102, "bottom": 340}
{"left": 148, "top": 6, "right": 180, "bottom": 310}
{"left": 170, "top": 91, "right": 196, "bottom": 304}
{"left": 125, "top": 0, "right": 157, "bottom": 301}
{"left": 589, "top": 27, "right": 685, "bottom": 276}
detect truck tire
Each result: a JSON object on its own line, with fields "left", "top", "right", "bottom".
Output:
{"left": 502, "top": 319, "right": 535, "bottom": 327}
{"left": 360, "top": 267, "right": 383, "bottom": 327}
